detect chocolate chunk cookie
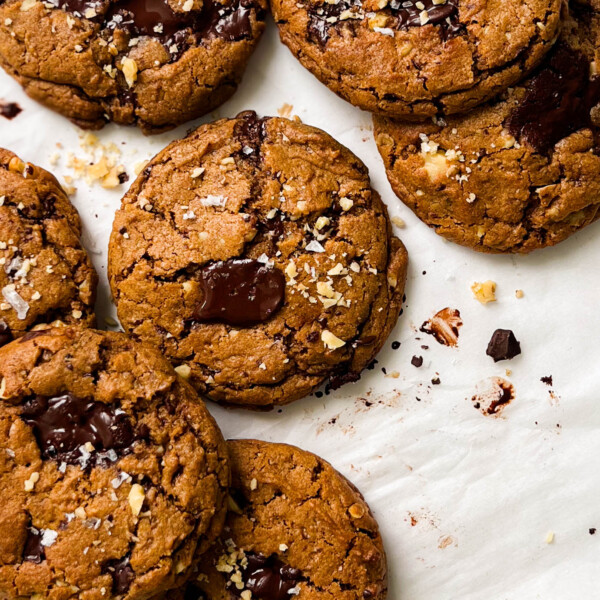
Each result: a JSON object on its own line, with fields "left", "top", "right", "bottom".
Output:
{"left": 271, "top": 0, "right": 563, "bottom": 120}
{"left": 172, "top": 439, "right": 387, "bottom": 600}
{"left": 0, "top": 327, "right": 230, "bottom": 600}
{"left": 108, "top": 112, "right": 408, "bottom": 409}
{"left": 0, "top": 0, "right": 266, "bottom": 133}
{"left": 0, "top": 149, "right": 97, "bottom": 347}
{"left": 374, "top": 1, "right": 600, "bottom": 253}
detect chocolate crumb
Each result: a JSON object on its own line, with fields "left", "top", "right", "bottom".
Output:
{"left": 541, "top": 375, "right": 553, "bottom": 386}
{"left": 0, "top": 101, "right": 22, "bottom": 120}
{"left": 411, "top": 355, "right": 423, "bottom": 368}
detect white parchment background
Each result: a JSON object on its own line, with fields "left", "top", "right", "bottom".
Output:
{"left": 1, "top": 20, "right": 600, "bottom": 599}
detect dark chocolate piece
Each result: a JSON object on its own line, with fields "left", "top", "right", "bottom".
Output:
{"left": 411, "top": 355, "right": 423, "bottom": 367}
{"left": 102, "top": 556, "right": 135, "bottom": 595}
{"left": 506, "top": 45, "right": 600, "bottom": 153}
{"left": 231, "top": 553, "right": 302, "bottom": 600}
{"left": 0, "top": 101, "right": 22, "bottom": 120}
{"left": 23, "top": 526, "right": 45, "bottom": 563}
{"left": 20, "top": 394, "right": 136, "bottom": 467}
{"left": 541, "top": 375, "right": 553, "bottom": 386}
{"left": 486, "top": 329, "right": 521, "bottom": 362}
{"left": 234, "top": 110, "right": 268, "bottom": 165}
{"left": 0, "top": 319, "right": 12, "bottom": 347}
{"left": 183, "top": 584, "right": 207, "bottom": 600}
{"left": 193, "top": 259, "right": 285, "bottom": 325}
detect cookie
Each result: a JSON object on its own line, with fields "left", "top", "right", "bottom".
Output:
{"left": 270, "top": 0, "right": 563, "bottom": 120}
{"left": 374, "top": 0, "right": 600, "bottom": 253}
{"left": 0, "top": 0, "right": 266, "bottom": 133}
{"left": 0, "top": 327, "right": 230, "bottom": 600}
{"left": 0, "top": 148, "right": 97, "bottom": 347}
{"left": 173, "top": 439, "right": 387, "bottom": 600}
{"left": 108, "top": 111, "right": 408, "bottom": 409}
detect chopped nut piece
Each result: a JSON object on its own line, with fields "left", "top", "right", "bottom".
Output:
{"left": 471, "top": 280, "right": 497, "bottom": 304}
{"left": 24, "top": 471, "right": 40, "bottom": 491}
{"left": 321, "top": 329, "right": 345, "bottom": 350}
{"left": 175, "top": 364, "right": 192, "bottom": 379}
{"left": 121, "top": 57, "right": 138, "bottom": 88}
{"left": 348, "top": 503, "right": 365, "bottom": 518}
{"left": 128, "top": 483, "right": 145, "bottom": 516}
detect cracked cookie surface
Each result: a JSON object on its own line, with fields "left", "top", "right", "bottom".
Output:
{"left": 0, "top": 148, "right": 97, "bottom": 347}
{"left": 170, "top": 439, "right": 387, "bottom": 600}
{"left": 271, "top": 0, "right": 563, "bottom": 120}
{"left": 0, "top": 327, "right": 230, "bottom": 600}
{"left": 0, "top": 0, "right": 266, "bottom": 133}
{"left": 108, "top": 112, "right": 408, "bottom": 409}
{"left": 374, "top": 0, "right": 600, "bottom": 253}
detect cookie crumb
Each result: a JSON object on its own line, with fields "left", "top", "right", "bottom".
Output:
{"left": 277, "top": 103, "right": 293, "bottom": 118}
{"left": 515, "top": 289, "right": 524, "bottom": 299}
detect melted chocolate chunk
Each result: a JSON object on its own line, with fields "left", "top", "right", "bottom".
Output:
{"left": 23, "top": 527, "right": 45, "bottom": 563}
{"left": 234, "top": 110, "right": 268, "bottom": 165}
{"left": 486, "top": 329, "right": 521, "bottom": 362}
{"left": 0, "top": 101, "right": 22, "bottom": 120}
{"left": 183, "top": 584, "right": 206, "bottom": 600}
{"left": 193, "top": 259, "right": 285, "bottom": 326}
{"left": 102, "top": 556, "right": 135, "bottom": 595}
{"left": 20, "top": 394, "right": 137, "bottom": 467}
{"left": 307, "top": 0, "right": 361, "bottom": 46}
{"left": 232, "top": 553, "right": 302, "bottom": 600}
{"left": 105, "top": 0, "right": 255, "bottom": 60}
{"left": 0, "top": 319, "right": 12, "bottom": 347}
{"left": 506, "top": 45, "right": 600, "bottom": 153}
{"left": 392, "top": 0, "right": 460, "bottom": 37}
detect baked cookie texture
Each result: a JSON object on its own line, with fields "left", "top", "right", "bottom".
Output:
{"left": 108, "top": 112, "right": 408, "bottom": 409}
{"left": 0, "top": 327, "right": 230, "bottom": 600}
{"left": 0, "top": 149, "right": 97, "bottom": 347}
{"left": 374, "top": 0, "right": 600, "bottom": 253}
{"left": 0, "top": 0, "right": 266, "bottom": 133}
{"left": 171, "top": 439, "right": 388, "bottom": 600}
{"left": 270, "top": 0, "right": 563, "bottom": 120}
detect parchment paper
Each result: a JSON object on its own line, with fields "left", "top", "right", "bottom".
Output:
{"left": 1, "top": 21, "right": 599, "bottom": 599}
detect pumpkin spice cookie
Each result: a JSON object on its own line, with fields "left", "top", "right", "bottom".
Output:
{"left": 0, "top": 0, "right": 267, "bottom": 133}
{"left": 169, "top": 439, "right": 388, "bottom": 600}
{"left": 374, "top": 0, "right": 600, "bottom": 253}
{"left": 270, "top": 0, "right": 563, "bottom": 120}
{"left": 0, "top": 148, "right": 97, "bottom": 347}
{"left": 108, "top": 112, "right": 408, "bottom": 409}
{"left": 0, "top": 327, "right": 230, "bottom": 600}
